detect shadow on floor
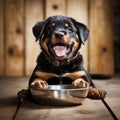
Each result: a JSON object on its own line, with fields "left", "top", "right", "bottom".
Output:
{"left": 0, "top": 95, "right": 18, "bottom": 107}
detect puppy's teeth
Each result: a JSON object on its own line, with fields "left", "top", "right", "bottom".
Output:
{"left": 66, "top": 49, "right": 70, "bottom": 53}
{"left": 53, "top": 47, "right": 56, "bottom": 51}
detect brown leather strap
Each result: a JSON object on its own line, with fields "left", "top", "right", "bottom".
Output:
{"left": 43, "top": 53, "right": 80, "bottom": 67}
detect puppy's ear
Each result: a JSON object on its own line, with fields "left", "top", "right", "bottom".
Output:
{"left": 32, "top": 21, "right": 45, "bottom": 41}
{"left": 70, "top": 18, "right": 89, "bottom": 44}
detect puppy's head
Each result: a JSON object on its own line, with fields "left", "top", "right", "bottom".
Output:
{"left": 33, "top": 15, "right": 89, "bottom": 60}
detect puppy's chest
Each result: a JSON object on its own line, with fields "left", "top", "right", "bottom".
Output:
{"left": 39, "top": 62, "right": 82, "bottom": 75}
{"left": 37, "top": 55, "right": 83, "bottom": 74}
{"left": 35, "top": 70, "right": 85, "bottom": 85}
{"left": 36, "top": 53, "right": 84, "bottom": 84}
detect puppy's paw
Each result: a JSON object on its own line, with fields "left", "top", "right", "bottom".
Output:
{"left": 72, "top": 78, "right": 88, "bottom": 88}
{"left": 30, "top": 79, "right": 48, "bottom": 90}
{"left": 87, "top": 88, "right": 107, "bottom": 99}
{"left": 17, "top": 89, "right": 29, "bottom": 99}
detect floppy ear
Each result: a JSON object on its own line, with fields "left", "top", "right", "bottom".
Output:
{"left": 70, "top": 18, "right": 89, "bottom": 44}
{"left": 77, "top": 22, "right": 89, "bottom": 44}
{"left": 32, "top": 21, "right": 45, "bottom": 41}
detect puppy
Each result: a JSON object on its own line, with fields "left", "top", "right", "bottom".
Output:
{"left": 26, "top": 15, "right": 106, "bottom": 99}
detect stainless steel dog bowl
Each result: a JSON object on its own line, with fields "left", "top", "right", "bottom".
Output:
{"left": 30, "top": 85, "right": 89, "bottom": 106}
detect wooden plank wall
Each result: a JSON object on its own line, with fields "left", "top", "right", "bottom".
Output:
{"left": 67, "top": 0, "right": 89, "bottom": 70}
{"left": 0, "top": 0, "right": 4, "bottom": 76}
{"left": 46, "top": 0, "right": 66, "bottom": 17}
{"left": 89, "top": 0, "right": 114, "bottom": 75}
{"left": 25, "top": 0, "right": 44, "bottom": 75}
{"left": 5, "top": 0, "right": 24, "bottom": 76}
{"left": 0, "top": 0, "right": 114, "bottom": 76}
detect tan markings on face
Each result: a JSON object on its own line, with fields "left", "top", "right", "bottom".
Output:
{"left": 65, "top": 23, "right": 69, "bottom": 28}
{"left": 41, "top": 34, "right": 44, "bottom": 40}
{"left": 51, "top": 33, "right": 69, "bottom": 45}
{"left": 41, "top": 38, "right": 48, "bottom": 50}
{"left": 69, "top": 38, "right": 79, "bottom": 58}
{"left": 51, "top": 34, "right": 56, "bottom": 45}
{"left": 52, "top": 22, "right": 56, "bottom": 27}
{"left": 64, "top": 34, "right": 69, "bottom": 44}
{"left": 41, "top": 38, "right": 51, "bottom": 57}
{"left": 72, "top": 38, "right": 79, "bottom": 51}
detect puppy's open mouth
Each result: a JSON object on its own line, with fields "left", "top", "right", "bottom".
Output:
{"left": 53, "top": 44, "right": 71, "bottom": 57}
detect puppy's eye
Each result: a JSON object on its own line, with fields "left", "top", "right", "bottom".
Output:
{"left": 65, "top": 23, "right": 69, "bottom": 28}
{"left": 52, "top": 22, "right": 56, "bottom": 27}
{"left": 65, "top": 23, "right": 73, "bottom": 31}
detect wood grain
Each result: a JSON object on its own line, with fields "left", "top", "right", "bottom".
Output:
{"left": 0, "top": 77, "right": 28, "bottom": 120}
{"left": 15, "top": 98, "right": 112, "bottom": 120}
{"left": 5, "top": 0, "right": 24, "bottom": 76}
{"left": 0, "top": 0, "right": 115, "bottom": 76}
{"left": 0, "top": 0, "right": 4, "bottom": 76}
{"left": 89, "top": 0, "right": 114, "bottom": 75}
{"left": 25, "top": 0, "right": 44, "bottom": 75}
{"left": 1, "top": 75, "right": 120, "bottom": 120}
{"left": 45, "top": 0, "right": 66, "bottom": 18}
{"left": 67, "top": 0, "right": 89, "bottom": 70}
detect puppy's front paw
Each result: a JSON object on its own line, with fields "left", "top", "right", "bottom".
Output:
{"left": 87, "top": 88, "right": 107, "bottom": 99}
{"left": 72, "top": 78, "right": 88, "bottom": 88}
{"left": 30, "top": 79, "right": 48, "bottom": 90}
{"left": 17, "top": 89, "right": 29, "bottom": 99}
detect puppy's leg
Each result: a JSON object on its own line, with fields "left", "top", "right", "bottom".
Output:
{"left": 18, "top": 89, "right": 30, "bottom": 99}
{"left": 35, "top": 71, "right": 58, "bottom": 80}
{"left": 62, "top": 71, "right": 86, "bottom": 80}
{"left": 72, "top": 78, "right": 88, "bottom": 88}
{"left": 87, "top": 87, "right": 107, "bottom": 99}
{"left": 30, "top": 71, "right": 59, "bottom": 89}
{"left": 30, "top": 78, "right": 48, "bottom": 90}
{"left": 62, "top": 71, "right": 88, "bottom": 88}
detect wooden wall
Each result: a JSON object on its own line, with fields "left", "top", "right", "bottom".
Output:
{"left": 89, "top": 0, "right": 114, "bottom": 75}
{"left": 0, "top": 0, "right": 114, "bottom": 76}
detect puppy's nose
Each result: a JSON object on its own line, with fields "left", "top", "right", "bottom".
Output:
{"left": 54, "top": 31, "right": 64, "bottom": 38}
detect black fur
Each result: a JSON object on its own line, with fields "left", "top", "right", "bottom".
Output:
{"left": 29, "top": 15, "right": 91, "bottom": 87}
{"left": 17, "top": 15, "right": 107, "bottom": 102}
{"left": 32, "top": 16, "right": 89, "bottom": 44}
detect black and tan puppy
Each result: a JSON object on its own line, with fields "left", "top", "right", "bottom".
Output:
{"left": 17, "top": 15, "right": 106, "bottom": 100}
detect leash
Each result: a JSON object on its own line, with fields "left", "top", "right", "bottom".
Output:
{"left": 11, "top": 89, "right": 28, "bottom": 120}
{"left": 91, "top": 80, "right": 118, "bottom": 120}
{"left": 101, "top": 99, "right": 118, "bottom": 120}
{"left": 12, "top": 79, "right": 118, "bottom": 120}
{"left": 11, "top": 97, "right": 23, "bottom": 120}
{"left": 83, "top": 68, "right": 118, "bottom": 120}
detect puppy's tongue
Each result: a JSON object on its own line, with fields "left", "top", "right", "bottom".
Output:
{"left": 53, "top": 46, "right": 66, "bottom": 57}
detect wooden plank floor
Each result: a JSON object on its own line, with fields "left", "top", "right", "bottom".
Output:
{"left": 0, "top": 75, "right": 120, "bottom": 120}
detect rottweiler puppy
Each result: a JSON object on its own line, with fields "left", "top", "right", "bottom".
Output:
{"left": 26, "top": 15, "right": 106, "bottom": 99}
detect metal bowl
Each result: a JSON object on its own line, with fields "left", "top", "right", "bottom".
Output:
{"left": 30, "top": 84, "right": 89, "bottom": 106}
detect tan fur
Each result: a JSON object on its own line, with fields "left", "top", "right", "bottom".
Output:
{"left": 72, "top": 78, "right": 88, "bottom": 88}
{"left": 31, "top": 78, "right": 48, "bottom": 89}
{"left": 62, "top": 71, "right": 86, "bottom": 80}
{"left": 35, "top": 71, "right": 58, "bottom": 81}
{"left": 32, "top": 70, "right": 87, "bottom": 89}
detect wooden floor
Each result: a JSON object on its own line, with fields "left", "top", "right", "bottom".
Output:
{"left": 0, "top": 75, "right": 120, "bottom": 120}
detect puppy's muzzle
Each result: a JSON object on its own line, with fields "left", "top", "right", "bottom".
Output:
{"left": 54, "top": 30, "right": 67, "bottom": 39}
